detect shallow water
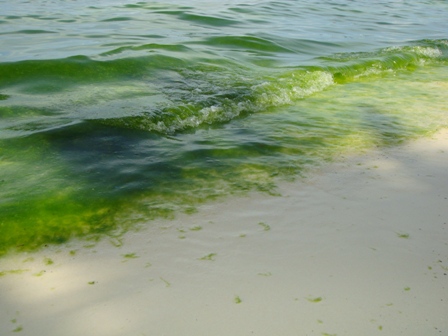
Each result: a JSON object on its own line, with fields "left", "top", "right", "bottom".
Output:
{"left": 1, "top": 0, "right": 448, "bottom": 255}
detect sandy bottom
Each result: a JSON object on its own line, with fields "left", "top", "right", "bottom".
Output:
{"left": 1, "top": 130, "right": 447, "bottom": 336}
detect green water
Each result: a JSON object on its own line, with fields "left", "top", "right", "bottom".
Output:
{"left": 1, "top": 0, "right": 448, "bottom": 255}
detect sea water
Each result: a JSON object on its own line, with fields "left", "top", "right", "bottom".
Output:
{"left": 1, "top": 0, "right": 447, "bottom": 255}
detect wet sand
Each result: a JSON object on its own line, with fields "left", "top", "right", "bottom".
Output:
{"left": 1, "top": 130, "right": 447, "bottom": 336}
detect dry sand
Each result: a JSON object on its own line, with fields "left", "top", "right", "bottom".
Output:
{"left": 1, "top": 130, "right": 447, "bottom": 336}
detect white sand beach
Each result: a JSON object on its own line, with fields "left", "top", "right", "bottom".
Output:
{"left": 1, "top": 130, "right": 447, "bottom": 336}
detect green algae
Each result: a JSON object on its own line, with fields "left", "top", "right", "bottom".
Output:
{"left": 12, "top": 326, "right": 23, "bottom": 333}
{"left": 184, "top": 206, "right": 198, "bottom": 215}
{"left": 0, "top": 269, "right": 29, "bottom": 277}
{"left": 160, "top": 277, "right": 171, "bottom": 287}
{"left": 234, "top": 295, "right": 242, "bottom": 304}
{"left": 109, "top": 237, "right": 124, "bottom": 247}
{"left": 258, "top": 222, "right": 271, "bottom": 231}
{"left": 199, "top": 253, "right": 217, "bottom": 261}
{"left": 44, "top": 257, "right": 54, "bottom": 265}
{"left": 33, "top": 270, "right": 46, "bottom": 277}
{"left": 0, "top": 135, "right": 130, "bottom": 256}
{"left": 0, "top": 48, "right": 447, "bottom": 258}
{"left": 307, "top": 296, "right": 323, "bottom": 303}
{"left": 10, "top": 312, "right": 23, "bottom": 332}
{"left": 122, "top": 253, "right": 139, "bottom": 261}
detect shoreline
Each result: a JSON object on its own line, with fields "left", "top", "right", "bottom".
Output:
{"left": 1, "top": 130, "right": 447, "bottom": 336}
